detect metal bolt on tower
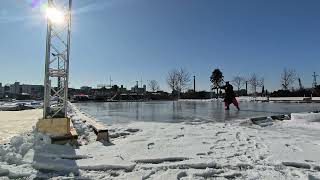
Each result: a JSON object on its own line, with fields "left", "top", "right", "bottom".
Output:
{"left": 43, "top": 0, "right": 72, "bottom": 119}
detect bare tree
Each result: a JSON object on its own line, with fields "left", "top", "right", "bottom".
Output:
{"left": 148, "top": 80, "right": 160, "bottom": 92}
{"left": 248, "top": 73, "right": 264, "bottom": 96}
{"left": 176, "top": 68, "right": 191, "bottom": 93}
{"left": 231, "top": 76, "right": 245, "bottom": 91}
{"left": 167, "top": 69, "right": 178, "bottom": 92}
{"left": 281, "top": 68, "right": 297, "bottom": 90}
{"left": 167, "top": 68, "right": 191, "bottom": 98}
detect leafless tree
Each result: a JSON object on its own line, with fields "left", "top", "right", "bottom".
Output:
{"left": 248, "top": 73, "right": 264, "bottom": 96}
{"left": 167, "top": 69, "right": 178, "bottom": 92}
{"left": 148, "top": 80, "right": 160, "bottom": 92}
{"left": 231, "top": 76, "right": 245, "bottom": 91}
{"left": 167, "top": 68, "right": 191, "bottom": 98}
{"left": 176, "top": 68, "right": 191, "bottom": 93}
{"left": 281, "top": 68, "right": 297, "bottom": 90}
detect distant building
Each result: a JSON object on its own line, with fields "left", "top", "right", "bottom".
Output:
{"left": 3, "top": 85, "right": 10, "bottom": 95}
{"left": 0, "top": 83, "right": 3, "bottom": 98}
{"left": 10, "top": 82, "right": 21, "bottom": 94}
{"left": 131, "top": 84, "right": 146, "bottom": 94}
{"left": 80, "top": 86, "right": 92, "bottom": 92}
{"left": 20, "top": 84, "right": 44, "bottom": 99}
{"left": 92, "top": 87, "right": 112, "bottom": 100}
{"left": 97, "top": 84, "right": 109, "bottom": 89}
{"left": 1, "top": 82, "right": 44, "bottom": 99}
{"left": 119, "top": 85, "right": 127, "bottom": 93}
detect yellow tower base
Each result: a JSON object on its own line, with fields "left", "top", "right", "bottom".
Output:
{"left": 36, "top": 118, "right": 78, "bottom": 144}
{"left": 36, "top": 118, "right": 71, "bottom": 136}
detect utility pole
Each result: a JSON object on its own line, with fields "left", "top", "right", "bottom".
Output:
{"left": 109, "top": 76, "right": 113, "bottom": 87}
{"left": 312, "top": 72, "right": 318, "bottom": 88}
{"left": 298, "top": 78, "right": 303, "bottom": 90}
{"left": 193, "top": 76, "right": 196, "bottom": 92}
{"left": 245, "top": 81, "right": 248, "bottom": 95}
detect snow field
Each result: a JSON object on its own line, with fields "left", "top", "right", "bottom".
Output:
{"left": 0, "top": 104, "right": 320, "bottom": 179}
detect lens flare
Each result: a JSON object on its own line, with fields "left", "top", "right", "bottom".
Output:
{"left": 31, "top": 0, "right": 41, "bottom": 8}
{"left": 46, "top": 7, "right": 64, "bottom": 24}
{"left": 26, "top": 0, "right": 48, "bottom": 14}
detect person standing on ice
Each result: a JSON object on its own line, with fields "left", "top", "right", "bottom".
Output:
{"left": 220, "top": 81, "right": 240, "bottom": 110}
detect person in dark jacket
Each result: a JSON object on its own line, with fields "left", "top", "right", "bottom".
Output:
{"left": 220, "top": 81, "right": 240, "bottom": 110}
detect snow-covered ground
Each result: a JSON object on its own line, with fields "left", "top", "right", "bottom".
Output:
{"left": 1, "top": 105, "right": 320, "bottom": 179}
{"left": 0, "top": 109, "right": 42, "bottom": 144}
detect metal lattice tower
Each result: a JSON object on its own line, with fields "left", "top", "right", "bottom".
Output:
{"left": 312, "top": 72, "right": 318, "bottom": 88}
{"left": 43, "top": 0, "right": 72, "bottom": 119}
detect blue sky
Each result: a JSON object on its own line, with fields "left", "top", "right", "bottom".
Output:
{"left": 1, "top": 0, "right": 320, "bottom": 92}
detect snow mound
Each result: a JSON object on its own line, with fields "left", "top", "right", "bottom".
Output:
{"left": 0, "top": 129, "right": 51, "bottom": 165}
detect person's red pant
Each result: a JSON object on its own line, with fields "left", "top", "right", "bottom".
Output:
{"left": 225, "top": 97, "right": 239, "bottom": 108}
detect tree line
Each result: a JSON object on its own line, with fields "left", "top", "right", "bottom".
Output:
{"left": 209, "top": 69, "right": 264, "bottom": 97}
{"left": 146, "top": 67, "right": 318, "bottom": 98}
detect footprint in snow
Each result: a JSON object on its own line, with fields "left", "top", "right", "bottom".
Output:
{"left": 285, "top": 144, "right": 302, "bottom": 152}
{"left": 147, "top": 142, "right": 155, "bottom": 149}
{"left": 255, "top": 143, "right": 267, "bottom": 149}
{"left": 236, "top": 132, "right": 241, "bottom": 141}
{"left": 215, "top": 138, "right": 226, "bottom": 143}
{"left": 173, "top": 134, "right": 184, "bottom": 139}
{"left": 207, "top": 151, "right": 214, "bottom": 155}
{"left": 215, "top": 131, "right": 227, "bottom": 136}
{"left": 196, "top": 152, "right": 207, "bottom": 156}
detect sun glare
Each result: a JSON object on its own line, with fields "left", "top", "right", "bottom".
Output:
{"left": 46, "top": 7, "right": 64, "bottom": 24}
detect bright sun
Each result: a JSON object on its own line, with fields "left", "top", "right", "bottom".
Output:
{"left": 46, "top": 7, "right": 64, "bottom": 24}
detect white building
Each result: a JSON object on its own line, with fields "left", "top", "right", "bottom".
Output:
{"left": 3, "top": 82, "right": 44, "bottom": 99}
{"left": 9, "top": 82, "right": 20, "bottom": 94}
{"left": 20, "top": 84, "right": 44, "bottom": 98}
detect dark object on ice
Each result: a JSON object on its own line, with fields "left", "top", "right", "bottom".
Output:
{"left": 87, "top": 121, "right": 109, "bottom": 142}
{"left": 282, "top": 161, "right": 311, "bottom": 169}
{"left": 125, "top": 128, "right": 140, "bottom": 133}
{"left": 220, "top": 82, "right": 240, "bottom": 110}
{"left": 251, "top": 117, "right": 273, "bottom": 127}
{"left": 270, "top": 114, "right": 291, "bottom": 121}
